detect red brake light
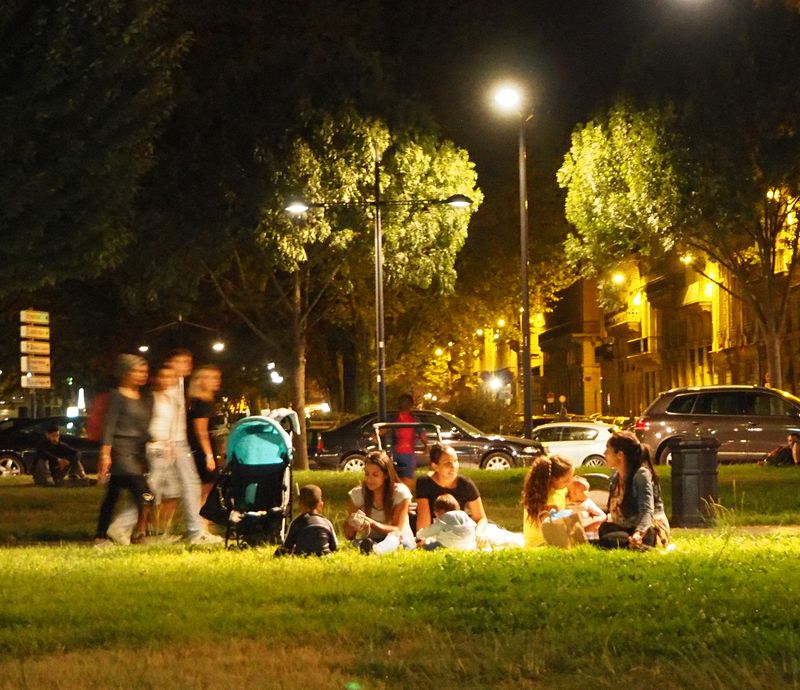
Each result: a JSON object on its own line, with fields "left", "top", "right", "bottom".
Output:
{"left": 634, "top": 417, "right": 649, "bottom": 431}
{"left": 316, "top": 437, "right": 325, "bottom": 453}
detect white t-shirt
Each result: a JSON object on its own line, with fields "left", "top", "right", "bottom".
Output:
{"left": 348, "top": 483, "right": 413, "bottom": 540}
{"left": 416, "top": 510, "right": 477, "bottom": 550}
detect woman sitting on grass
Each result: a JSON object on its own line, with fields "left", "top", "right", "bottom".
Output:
{"left": 599, "top": 431, "right": 670, "bottom": 549}
{"left": 521, "top": 455, "right": 574, "bottom": 547}
{"left": 344, "top": 450, "right": 415, "bottom": 554}
{"left": 415, "top": 444, "right": 488, "bottom": 535}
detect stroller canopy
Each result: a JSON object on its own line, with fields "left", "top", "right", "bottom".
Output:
{"left": 227, "top": 416, "right": 293, "bottom": 466}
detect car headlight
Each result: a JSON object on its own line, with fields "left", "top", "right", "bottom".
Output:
{"left": 521, "top": 446, "right": 539, "bottom": 454}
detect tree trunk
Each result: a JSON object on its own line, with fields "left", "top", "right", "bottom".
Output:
{"left": 764, "top": 329, "right": 783, "bottom": 390}
{"left": 289, "top": 277, "right": 309, "bottom": 470}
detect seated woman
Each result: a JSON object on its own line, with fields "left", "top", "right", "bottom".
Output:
{"left": 521, "top": 455, "right": 574, "bottom": 547}
{"left": 599, "top": 430, "right": 670, "bottom": 549}
{"left": 416, "top": 444, "right": 522, "bottom": 548}
{"left": 344, "top": 450, "right": 415, "bottom": 554}
{"left": 415, "top": 444, "right": 487, "bottom": 534}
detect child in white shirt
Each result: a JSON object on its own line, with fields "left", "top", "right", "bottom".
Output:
{"left": 416, "top": 493, "right": 477, "bottom": 551}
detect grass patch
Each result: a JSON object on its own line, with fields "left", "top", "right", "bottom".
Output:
{"left": 2, "top": 464, "right": 800, "bottom": 543}
{"left": 1, "top": 539, "right": 800, "bottom": 688}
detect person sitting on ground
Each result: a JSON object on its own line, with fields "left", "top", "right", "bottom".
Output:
{"left": 599, "top": 430, "right": 670, "bottom": 549}
{"left": 416, "top": 493, "right": 477, "bottom": 551}
{"left": 35, "top": 425, "right": 87, "bottom": 486}
{"left": 759, "top": 432, "right": 800, "bottom": 466}
{"left": 566, "top": 475, "right": 606, "bottom": 533}
{"left": 416, "top": 444, "right": 488, "bottom": 535}
{"left": 276, "top": 484, "right": 338, "bottom": 557}
{"left": 344, "top": 450, "right": 415, "bottom": 555}
{"left": 521, "top": 455, "right": 574, "bottom": 547}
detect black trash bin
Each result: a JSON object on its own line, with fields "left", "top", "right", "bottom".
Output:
{"left": 668, "top": 436, "right": 720, "bottom": 528}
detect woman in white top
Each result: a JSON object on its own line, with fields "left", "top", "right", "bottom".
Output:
{"left": 147, "top": 363, "right": 183, "bottom": 534}
{"left": 345, "top": 450, "right": 414, "bottom": 554}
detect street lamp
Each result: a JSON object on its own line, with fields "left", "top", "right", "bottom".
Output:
{"left": 138, "top": 315, "right": 226, "bottom": 355}
{"left": 493, "top": 83, "right": 534, "bottom": 438}
{"left": 286, "top": 146, "right": 472, "bottom": 422}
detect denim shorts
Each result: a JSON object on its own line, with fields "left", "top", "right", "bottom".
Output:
{"left": 393, "top": 453, "right": 416, "bottom": 479}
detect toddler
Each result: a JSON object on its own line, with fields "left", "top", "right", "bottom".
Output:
{"left": 566, "top": 476, "right": 606, "bottom": 533}
{"left": 416, "top": 493, "right": 477, "bottom": 551}
{"left": 276, "top": 484, "right": 338, "bottom": 556}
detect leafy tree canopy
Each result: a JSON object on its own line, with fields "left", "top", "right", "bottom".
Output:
{"left": 0, "top": 0, "right": 187, "bottom": 295}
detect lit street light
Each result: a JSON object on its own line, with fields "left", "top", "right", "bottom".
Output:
{"left": 287, "top": 145, "right": 472, "bottom": 422}
{"left": 493, "top": 83, "right": 534, "bottom": 438}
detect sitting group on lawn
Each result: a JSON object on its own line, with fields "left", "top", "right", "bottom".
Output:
{"left": 278, "top": 428, "right": 671, "bottom": 557}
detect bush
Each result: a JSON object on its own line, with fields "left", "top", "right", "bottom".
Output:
{"left": 443, "top": 390, "right": 519, "bottom": 434}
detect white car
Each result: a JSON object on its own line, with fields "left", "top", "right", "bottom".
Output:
{"left": 529, "top": 422, "right": 614, "bottom": 468}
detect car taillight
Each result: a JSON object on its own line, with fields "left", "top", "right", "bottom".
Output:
{"left": 316, "top": 437, "right": 325, "bottom": 453}
{"left": 634, "top": 417, "right": 650, "bottom": 431}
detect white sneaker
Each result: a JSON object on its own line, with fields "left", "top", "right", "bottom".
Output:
{"left": 189, "top": 532, "right": 224, "bottom": 546}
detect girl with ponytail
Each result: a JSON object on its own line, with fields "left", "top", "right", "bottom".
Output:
{"left": 521, "top": 455, "right": 574, "bottom": 547}
{"left": 600, "top": 430, "right": 670, "bottom": 548}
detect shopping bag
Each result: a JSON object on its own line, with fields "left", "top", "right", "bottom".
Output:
{"left": 541, "top": 509, "right": 587, "bottom": 549}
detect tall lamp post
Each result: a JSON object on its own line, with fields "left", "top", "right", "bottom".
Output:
{"left": 286, "top": 146, "right": 472, "bottom": 422}
{"left": 493, "top": 84, "right": 534, "bottom": 438}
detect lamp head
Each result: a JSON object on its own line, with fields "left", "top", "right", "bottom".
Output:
{"left": 285, "top": 198, "right": 310, "bottom": 214}
{"left": 492, "top": 84, "right": 523, "bottom": 113}
{"left": 445, "top": 194, "right": 473, "bottom": 208}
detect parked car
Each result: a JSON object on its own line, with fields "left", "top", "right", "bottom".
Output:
{"left": 0, "top": 416, "right": 101, "bottom": 476}
{"left": 635, "top": 385, "right": 800, "bottom": 464}
{"left": 312, "top": 409, "right": 544, "bottom": 472}
{"left": 528, "top": 421, "right": 614, "bottom": 467}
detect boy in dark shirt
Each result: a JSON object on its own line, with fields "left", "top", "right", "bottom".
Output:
{"left": 276, "top": 484, "right": 338, "bottom": 557}
{"left": 36, "top": 426, "right": 87, "bottom": 485}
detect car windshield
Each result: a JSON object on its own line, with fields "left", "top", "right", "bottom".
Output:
{"left": 436, "top": 411, "right": 485, "bottom": 436}
{"left": 777, "top": 389, "right": 800, "bottom": 408}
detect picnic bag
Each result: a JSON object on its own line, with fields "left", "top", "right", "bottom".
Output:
{"left": 541, "top": 509, "right": 587, "bottom": 549}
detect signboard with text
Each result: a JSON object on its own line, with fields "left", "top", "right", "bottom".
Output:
{"left": 20, "top": 309, "right": 52, "bottom": 390}
{"left": 20, "top": 309, "right": 49, "bottom": 325}
{"left": 21, "top": 374, "right": 52, "bottom": 389}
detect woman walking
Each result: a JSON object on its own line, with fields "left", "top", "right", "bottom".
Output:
{"left": 95, "top": 355, "right": 153, "bottom": 545}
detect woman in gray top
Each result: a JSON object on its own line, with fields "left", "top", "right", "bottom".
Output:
{"left": 599, "top": 430, "right": 670, "bottom": 549}
{"left": 95, "top": 354, "right": 154, "bottom": 545}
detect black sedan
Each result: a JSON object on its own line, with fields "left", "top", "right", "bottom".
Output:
{"left": 0, "top": 416, "right": 101, "bottom": 476}
{"left": 311, "top": 409, "right": 544, "bottom": 472}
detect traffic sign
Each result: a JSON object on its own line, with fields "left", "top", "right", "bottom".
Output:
{"left": 21, "top": 340, "right": 51, "bottom": 355}
{"left": 20, "top": 325, "right": 50, "bottom": 339}
{"left": 546, "top": 391, "right": 555, "bottom": 404}
{"left": 21, "top": 374, "right": 51, "bottom": 389}
{"left": 21, "top": 355, "right": 51, "bottom": 374}
{"left": 20, "top": 309, "right": 49, "bottom": 325}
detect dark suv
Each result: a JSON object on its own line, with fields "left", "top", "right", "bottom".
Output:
{"left": 635, "top": 385, "right": 800, "bottom": 464}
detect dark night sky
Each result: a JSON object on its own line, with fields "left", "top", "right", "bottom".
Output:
{"left": 382, "top": 0, "right": 714, "bottom": 188}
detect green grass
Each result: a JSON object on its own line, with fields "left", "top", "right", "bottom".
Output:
{"left": 1, "top": 466, "right": 800, "bottom": 687}
{"left": 2, "top": 464, "right": 799, "bottom": 543}
{"left": 1, "top": 538, "right": 800, "bottom": 688}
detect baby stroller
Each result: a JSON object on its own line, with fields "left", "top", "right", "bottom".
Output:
{"left": 201, "top": 410, "right": 297, "bottom": 548}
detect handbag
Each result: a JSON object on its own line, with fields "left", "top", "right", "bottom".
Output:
{"left": 200, "top": 467, "right": 233, "bottom": 525}
{"left": 541, "top": 509, "right": 588, "bottom": 549}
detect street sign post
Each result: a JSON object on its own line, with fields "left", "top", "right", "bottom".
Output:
{"left": 20, "top": 310, "right": 51, "bottom": 406}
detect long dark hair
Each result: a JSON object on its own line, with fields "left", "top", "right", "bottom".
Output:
{"left": 521, "top": 455, "right": 573, "bottom": 523}
{"left": 362, "top": 450, "right": 400, "bottom": 518}
{"left": 607, "top": 430, "right": 657, "bottom": 515}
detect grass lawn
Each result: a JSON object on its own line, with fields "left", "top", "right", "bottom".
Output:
{"left": 1, "top": 465, "right": 799, "bottom": 688}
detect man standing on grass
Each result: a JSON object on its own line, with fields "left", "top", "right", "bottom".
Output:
{"left": 166, "top": 349, "right": 222, "bottom": 545}
{"left": 388, "top": 394, "right": 428, "bottom": 491}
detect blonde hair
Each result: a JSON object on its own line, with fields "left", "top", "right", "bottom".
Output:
{"left": 187, "top": 364, "right": 221, "bottom": 399}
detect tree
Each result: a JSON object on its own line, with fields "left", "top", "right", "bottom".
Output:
{"left": 206, "top": 108, "right": 481, "bottom": 469}
{"left": 558, "top": 2, "right": 800, "bottom": 388}
{"left": 0, "top": 1, "right": 188, "bottom": 295}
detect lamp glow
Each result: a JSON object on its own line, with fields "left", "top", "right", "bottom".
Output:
{"left": 285, "top": 199, "right": 310, "bottom": 214}
{"left": 493, "top": 85, "right": 522, "bottom": 112}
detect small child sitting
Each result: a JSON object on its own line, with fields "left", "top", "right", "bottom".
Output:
{"left": 276, "top": 484, "right": 338, "bottom": 557}
{"left": 566, "top": 476, "right": 606, "bottom": 534}
{"left": 415, "top": 493, "right": 477, "bottom": 551}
